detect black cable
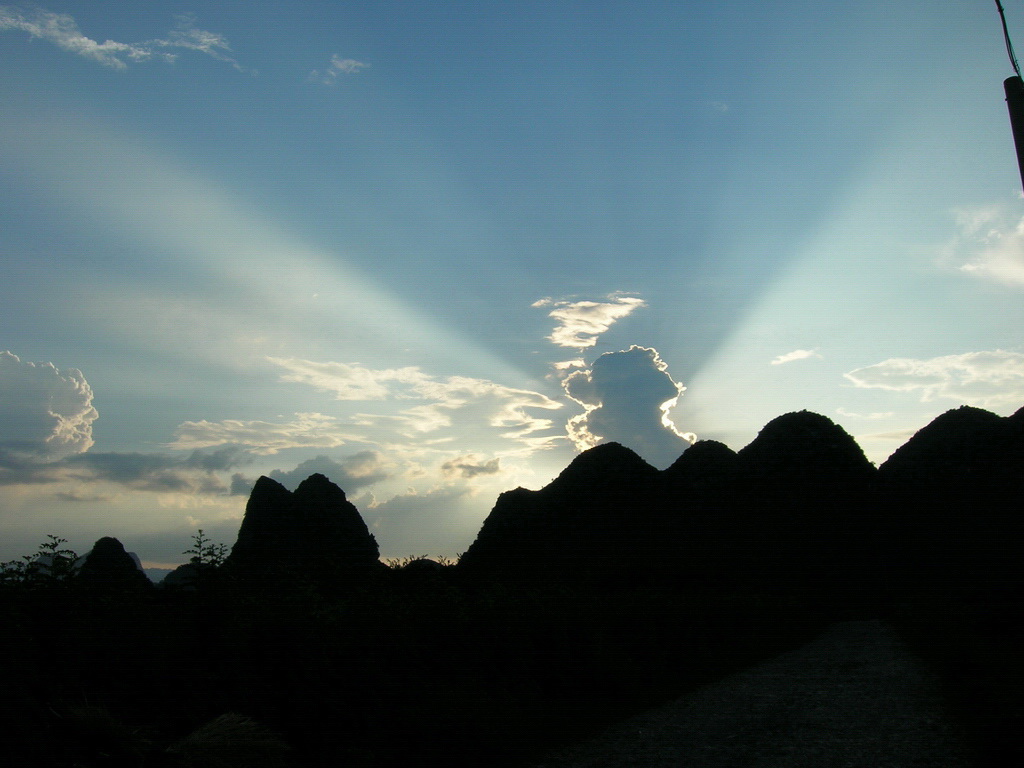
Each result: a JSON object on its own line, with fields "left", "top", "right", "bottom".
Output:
{"left": 997, "top": 0, "right": 1022, "bottom": 78}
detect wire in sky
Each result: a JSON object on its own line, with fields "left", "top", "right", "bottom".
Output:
{"left": 997, "top": 0, "right": 1022, "bottom": 77}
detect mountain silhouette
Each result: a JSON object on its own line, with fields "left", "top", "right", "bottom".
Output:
{"left": 77, "top": 536, "right": 151, "bottom": 592}
{"left": 459, "top": 442, "right": 660, "bottom": 587}
{"left": 461, "top": 412, "right": 882, "bottom": 601}
{"left": 226, "top": 473, "right": 380, "bottom": 586}
{"left": 878, "top": 405, "right": 1024, "bottom": 595}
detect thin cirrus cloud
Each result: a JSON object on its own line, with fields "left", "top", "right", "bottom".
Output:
{"left": 268, "top": 357, "right": 563, "bottom": 444}
{"left": 771, "top": 349, "right": 822, "bottom": 366}
{"left": 534, "top": 295, "right": 647, "bottom": 349}
{"left": 168, "top": 412, "right": 362, "bottom": 455}
{"left": 844, "top": 350, "right": 1024, "bottom": 408}
{"left": 946, "top": 201, "right": 1024, "bottom": 288}
{"left": 0, "top": 7, "right": 241, "bottom": 70}
{"left": 311, "top": 54, "right": 370, "bottom": 85}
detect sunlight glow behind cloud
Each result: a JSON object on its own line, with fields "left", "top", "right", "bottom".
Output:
{"left": 563, "top": 346, "right": 694, "bottom": 468}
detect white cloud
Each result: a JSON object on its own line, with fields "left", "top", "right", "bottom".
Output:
{"left": 0, "top": 350, "right": 98, "bottom": 462}
{"left": 268, "top": 357, "right": 563, "bottom": 447}
{"left": 836, "top": 407, "right": 895, "bottom": 420}
{"left": 534, "top": 295, "right": 647, "bottom": 349}
{"left": 771, "top": 349, "right": 822, "bottom": 366}
{"left": 311, "top": 54, "right": 369, "bottom": 85}
{"left": 563, "top": 345, "right": 695, "bottom": 468}
{"left": 268, "top": 357, "right": 426, "bottom": 400}
{"left": 0, "top": 7, "right": 240, "bottom": 70}
{"left": 844, "top": 350, "right": 1024, "bottom": 407}
{"left": 168, "top": 412, "right": 362, "bottom": 455}
{"left": 946, "top": 201, "right": 1024, "bottom": 287}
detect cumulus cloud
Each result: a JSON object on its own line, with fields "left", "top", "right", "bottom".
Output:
{"left": 844, "top": 350, "right": 1024, "bottom": 407}
{"left": 771, "top": 349, "right": 822, "bottom": 366}
{"left": 0, "top": 350, "right": 98, "bottom": 463}
{"left": 945, "top": 202, "right": 1024, "bottom": 287}
{"left": 310, "top": 54, "right": 369, "bottom": 84}
{"left": 266, "top": 451, "right": 392, "bottom": 492}
{"left": 0, "top": 7, "right": 240, "bottom": 70}
{"left": 168, "top": 412, "right": 362, "bottom": 455}
{"left": 563, "top": 345, "right": 695, "bottom": 468}
{"left": 534, "top": 295, "right": 646, "bottom": 349}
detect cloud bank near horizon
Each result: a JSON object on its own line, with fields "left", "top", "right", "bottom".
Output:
{"left": 845, "top": 350, "right": 1024, "bottom": 407}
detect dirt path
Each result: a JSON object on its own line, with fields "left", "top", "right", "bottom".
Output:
{"left": 531, "top": 620, "right": 976, "bottom": 768}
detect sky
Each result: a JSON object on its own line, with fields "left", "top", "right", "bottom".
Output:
{"left": 3, "top": 1, "right": 1024, "bottom": 568}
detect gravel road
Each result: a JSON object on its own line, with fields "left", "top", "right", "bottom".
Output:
{"left": 531, "top": 620, "right": 977, "bottom": 768}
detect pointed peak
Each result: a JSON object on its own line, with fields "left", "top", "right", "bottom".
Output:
{"left": 294, "top": 472, "right": 347, "bottom": 500}
{"left": 251, "top": 475, "right": 289, "bottom": 494}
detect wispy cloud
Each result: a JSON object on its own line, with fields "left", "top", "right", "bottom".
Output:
{"left": 169, "top": 412, "right": 362, "bottom": 455}
{"left": 534, "top": 294, "right": 646, "bottom": 349}
{"left": 835, "top": 407, "right": 895, "bottom": 420}
{"left": 0, "top": 7, "right": 241, "bottom": 70}
{"left": 268, "top": 357, "right": 563, "bottom": 445}
{"left": 771, "top": 349, "right": 822, "bottom": 366}
{"left": 268, "top": 357, "right": 426, "bottom": 400}
{"left": 844, "top": 350, "right": 1024, "bottom": 407}
{"left": 310, "top": 54, "right": 369, "bottom": 85}
{"left": 944, "top": 201, "right": 1024, "bottom": 287}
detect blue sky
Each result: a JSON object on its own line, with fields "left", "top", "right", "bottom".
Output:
{"left": 3, "top": 1, "right": 1024, "bottom": 566}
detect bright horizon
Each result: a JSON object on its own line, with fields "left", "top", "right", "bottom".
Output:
{"left": 4, "top": 1, "right": 1024, "bottom": 568}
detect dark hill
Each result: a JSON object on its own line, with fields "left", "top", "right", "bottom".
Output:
{"left": 662, "top": 439, "right": 737, "bottom": 492}
{"left": 226, "top": 473, "right": 380, "bottom": 586}
{"left": 879, "top": 405, "right": 1005, "bottom": 483}
{"left": 459, "top": 443, "right": 660, "bottom": 587}
{"left": 736, "top": 410, "right": 874, "bottom": 481}
{"left": 77, "top": 536, "right": 151, "bottom": 592}
{"left": 877, "top": 406, "right": 1024, "bottom": 594}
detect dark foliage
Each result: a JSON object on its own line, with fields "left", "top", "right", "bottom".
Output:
{"left": 2, "top": 407, "right": 1023, "bottom": 767}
